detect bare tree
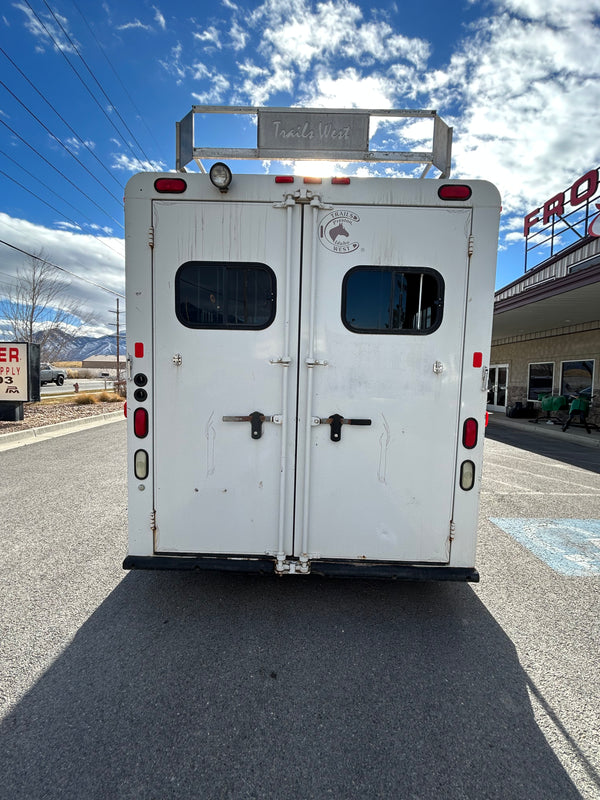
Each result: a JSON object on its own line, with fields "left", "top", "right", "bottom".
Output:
{"left": 2, "top": 250, "right": 96, "bottom": 361}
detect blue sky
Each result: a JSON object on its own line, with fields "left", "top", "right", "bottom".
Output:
{"left": 1, "top": 0, "right": 599, "bottom": 335}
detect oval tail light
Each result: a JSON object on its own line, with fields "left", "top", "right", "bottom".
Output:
{"left": 134, "top": 408, "right": 149, "bottom": 438}
{"left": 154, "top": 178, "right": 187, "bottom": 193}
{"left": 438, "top": 184, "right": 472, "bottom": 201}
{"left": 134, "top": 450, "right": 149, "bottom": 480}
{"left": 463, "top": 418, "right": 478, "bottom": 449}
{"left": 460, "top": 461, "right": 475, "bottom": 491}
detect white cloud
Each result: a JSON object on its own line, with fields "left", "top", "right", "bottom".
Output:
{"left": 116, "top": 19, "right": 152, "bottom": 32}
{"left": 192, "top": 72, "right": 230, "bottom": 103}
{"left": 193, "top": 26, "right": 222, "bottom": 49}
{"left": 229, "top": 20, "right": 247, "bottom": 50}
{"left": 14, "top": 1, "right": 79, "bottom": 53}
{"left": 300, "top": 68, "right": 396, "bottom": 109}
{"left": 438, "top": 7, "right": 600, "bottom": 216}
{"left": 111, "top": 154, "right": 166, "bottom": 172}
{"left": 0, "top": 212, "right": 124, "bottom": 331}
{"left": 153, "top": 6, "right": 166, "bottom": 30}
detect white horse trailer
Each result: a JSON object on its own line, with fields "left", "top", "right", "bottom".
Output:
{"left": 123, "top": 107, "right": 500, "bottom": 580}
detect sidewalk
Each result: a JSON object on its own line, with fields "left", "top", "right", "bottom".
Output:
{"left": 0, "top": 411, "right": 124, "bottom": 452}
{"left": 488, "top": 411, "right": 600, "bottom": 449}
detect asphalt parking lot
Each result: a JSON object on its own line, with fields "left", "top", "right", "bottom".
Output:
{"left": 0, "top": 418, "right": 598, "bottom": 800}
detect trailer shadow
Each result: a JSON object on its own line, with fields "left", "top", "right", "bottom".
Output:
{"left": 0, "top": 571, "right": 586, "bottom": 800}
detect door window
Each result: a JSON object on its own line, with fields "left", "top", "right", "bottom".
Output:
{"left": 175, "top": 261, "right": 276, "bottom": 330}
{"left": 341, "top": 267, "right": 444, "bottom": 334}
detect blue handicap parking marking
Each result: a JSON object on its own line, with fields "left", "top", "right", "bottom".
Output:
{"left": 490, "top": 518, "right": 600, "bottom": 576}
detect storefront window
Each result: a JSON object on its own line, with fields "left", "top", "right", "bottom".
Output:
{"left": 528, "top": 362, "right": 554, "bottom": 400}
{"left": 560, "top": 360, "right": 594, "bottom": 397}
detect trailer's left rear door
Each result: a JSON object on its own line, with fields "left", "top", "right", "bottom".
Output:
{"left": 151, "top": 199, "right": 300, "bottom": 556}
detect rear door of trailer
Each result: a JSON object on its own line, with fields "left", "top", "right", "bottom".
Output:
{"left": 151, "top": 180, "right": 473, "bottom": 565}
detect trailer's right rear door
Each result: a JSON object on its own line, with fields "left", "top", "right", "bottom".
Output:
{"left": 293, "top": 202, "right": 473, "bottom": 564}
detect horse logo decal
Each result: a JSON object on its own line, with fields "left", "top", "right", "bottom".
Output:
{"left": 319, "top": 209, "right": 360, "bottom": 253}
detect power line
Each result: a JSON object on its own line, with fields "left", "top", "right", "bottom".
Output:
{"left": 20, "top": 0, "right": 146, "bottom": 167}
{"left": 0, "top": 77, "right": 123, "bottom": 205}
{"left": 0, "top": 238, "right": 125, "bottom": 298}
{"left": 0, "top": 117, "right": 124, "bottom": 230}
{"left": 70, "top": 0, "right": 162, "bottom": 154}
{"left": 0, "top": 46, "right": 124, "bottom": 190}
{"left": 42, "top": 0, "right": 154, "bottom": 165}
{"left": 0, "top": 158, "right": 125, "bottom": 260}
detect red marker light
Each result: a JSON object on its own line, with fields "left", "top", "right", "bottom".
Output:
{"left": 134, "top": 408, "right": 148, "bottom": 438}
{"left": 135, "top": 342, "right": 144, "bottom": 358}
{"left": 463, "top": 418, "right": 478, "bottom": 449}
{"left": 331, "top": 177, "right": 351, "bottom": 185}
{"left": 303, "top": 177, "right": 322, "bottom": 184}
{"left": 275, "top": 176, "right": 294, "bottom": 183}
{"left": 154, "top": 178, "right": 187, "bottom": 193}
{"left": 473, "top": 352, "right": 483, "bottom": 368}
{"left": 438, "top": 184, "right": 472, "bottom": 201}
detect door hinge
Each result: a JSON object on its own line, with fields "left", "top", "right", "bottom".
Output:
{"left": 148, "top": 226, "right": 155, "bottom": 248}
{"left": 150, "top": 510, "right": 157, "bottom": 532}
{"left": 449, "top": 521, "right": 456, "bottom": 541}
{"left": 468, "top": 234, "right": 474, "bottom": 256}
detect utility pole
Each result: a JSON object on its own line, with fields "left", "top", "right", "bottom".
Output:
{"left": 107, "top": 298, "right": 124, "bottom": 384}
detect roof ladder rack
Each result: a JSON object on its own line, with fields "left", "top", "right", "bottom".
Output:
{"left": 176, "top": 105, "right": 452, "bottom": 178}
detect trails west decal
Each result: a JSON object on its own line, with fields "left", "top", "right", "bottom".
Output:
{"left": 319, "top": 209, "right": 360, "bottom": 254}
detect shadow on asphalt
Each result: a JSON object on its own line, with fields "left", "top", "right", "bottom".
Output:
{"left": 486, "top": 420, "right": 600, "bottom": 474}
{"left": 0, "top": 571, "right": 586, "bottom": 800}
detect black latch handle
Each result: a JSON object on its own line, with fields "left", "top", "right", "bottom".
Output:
{"left": 222, "top": 411, "right": 270, "bottom": 439}
{"left": 320, "top": 414, "right": 372, "bottom": 442}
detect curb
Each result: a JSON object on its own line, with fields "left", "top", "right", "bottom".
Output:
{"left": 0, "top": 411, "right": 125, "bottom": 452}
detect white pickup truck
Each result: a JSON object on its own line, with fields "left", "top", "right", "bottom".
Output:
{"left": 40, "top": 362, "right": 67, "bottom": 386}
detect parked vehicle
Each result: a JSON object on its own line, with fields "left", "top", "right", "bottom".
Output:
{"left": 123, "top": 107, "right": 500, "bottom": 580}
{"left": 40, "top": 362, "right": 66, "bottom": 386}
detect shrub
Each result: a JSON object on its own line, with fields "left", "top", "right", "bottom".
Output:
{"left": 73, "top": 393, "right": 98, "bottom": 405}
{"left": 97, "top": 392, "right": 122, "bottom": 403}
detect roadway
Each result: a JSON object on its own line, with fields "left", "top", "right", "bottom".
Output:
{"left": 0, "top": 420, "right": 598, "bottom": 799}
{"left": 40, "top": 377, "right": 121, "bottom": 396}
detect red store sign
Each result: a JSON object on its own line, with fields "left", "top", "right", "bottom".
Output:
{"left": 524, "top": 168, "right": 599, "bottom": 237}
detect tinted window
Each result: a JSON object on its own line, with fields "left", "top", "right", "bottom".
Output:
{"left": 176, "top": 262, "right": 276, "bottom": 329}
{"left": 528, "top": 362, "right": 554, "bottom": 400}
{"left": 561, "top": 360, "right": 594, "bottom": 396}
{"left": 342, "top": 267, "right": 444, "bottom": 334}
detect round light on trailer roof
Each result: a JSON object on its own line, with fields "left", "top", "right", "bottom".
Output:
{"left": 210, "top": 162, "right": 232, "bottom": 192}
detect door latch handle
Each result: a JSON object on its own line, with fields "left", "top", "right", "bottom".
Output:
{"left": 319, "top": 414, "right": 372, "bottom": 442}
{"left": 222, "top": 411, "right": 273, "bottom": 439}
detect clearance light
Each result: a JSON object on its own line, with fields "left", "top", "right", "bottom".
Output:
{"left": 460, "top": 461, "right": 475, "bottom": 491}
{"left": 134, "top": 450, "right": 149, "bottom": 480}
{"left": 209, "top": 162, "right": 232, "bottom": 192}
{"left": 304, "top": 177, "right": 322, "bottom": 184}
{"left": 135, "top": 342, "right": 144, "bottom": 358}
{"left": 332, "top": 177, "right": 351, "bottom": 185}
{"left": 463, "top": 418, "right": 478, "bottom": 449}
{"left": 275, "top": 176, "right": 294, "bottom": 183}
{"left": 154, "top": 178, "right": 187, "bottom": 193}
{"left": 134, "top": 408, "right": 148, "bottom": 438}
{"left": 473, "top": 352, "right": 483, "bottom": 368}
{"left": 438, "top": 184, "right": 472, "bottom": 201}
